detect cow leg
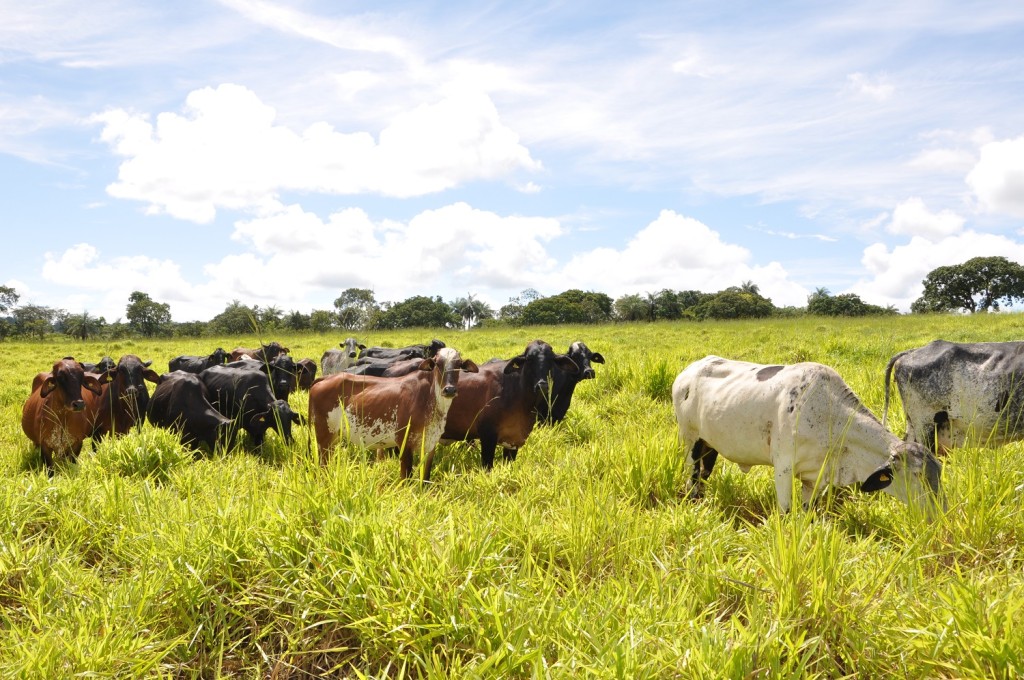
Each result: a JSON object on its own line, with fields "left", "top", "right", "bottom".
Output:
{"left": 40, "top": 446, "right": 55, "bottom": 472}
{"left": 399, "top": 446, "right": 413, "bottom": 480}
{"left": 773, "top": 464, "right": 795, "bottom": 513}
{"left": 422, "top": 447, "right": 438, "bottom": 483}
{"left": 503, "top": 447, "right": 518, "bottom": 462}
{"left": 480, "top": 433, "right": 498, "bottom": 470}
{"left": 688, "top": 439, "right": 718, "bottom": 498}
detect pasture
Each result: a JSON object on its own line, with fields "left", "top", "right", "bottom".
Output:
{"left": 2, "top": 315, "right": 1024, "bottom": 678}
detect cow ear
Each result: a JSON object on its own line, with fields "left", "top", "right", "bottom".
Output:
{"left": 99, "top": 370, "right": 116, "bottom": 385}
{"left": 461, "top": 359, "right": 480, "bottom": 373}
{"left": 83, "top": 375, "right": 105, "bottom": 395}
{"left": 143, "top": 360, "right": 153, "bottom": 367}
{"left": 555, "top": 355, "right": 580, "bottom": 373}
{"left": 419, "top": 359, "right": 435, "bottom": 372}
{"left": 504, "top": 356, "right": 526, "bottom": 374}
{"left": 291, "top": 412, "right": 306, "bottom": 425}
{"left": 358, "top": 344, "right": 366, "bottom": 350}
{"left": 144, "top": 369, "right": 161, "bottom": 384}
{"left": 40, "top": 377, "right": 57, "bottom": 398}
{"left": 590, "top": 352, "right": 605, "bottom": 364}
{"left": 861, "top": 465, "right": 894, "bottom": 493}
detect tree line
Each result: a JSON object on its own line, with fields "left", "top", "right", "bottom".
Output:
{"left": 2, "top": 256, "right": 1023, "bottom": 340}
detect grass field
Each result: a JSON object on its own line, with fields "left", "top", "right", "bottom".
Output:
{"left": 2, "top": 315, "right": 1024, "bottom": 678}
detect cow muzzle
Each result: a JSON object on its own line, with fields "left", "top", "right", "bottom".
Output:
{"left": 534, "top": 379, "right": 549, "bottom": 393}
{"left": 70, "top": 400, "right": 86, "bottom": 412}
{"left": 582, "top": 368, "right": 596, "bottom": 380}
{"left": 442, "top": 385, "right": 458, "bottom": 398}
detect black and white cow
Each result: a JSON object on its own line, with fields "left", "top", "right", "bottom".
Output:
{"left": 148, "top": 371, "right": 235, "bottom": 452}
{"left": 321, "top": 337, "right": 366, "bottom": 376}
{"left": 200, "top": 364, "right": 302, "bottom": 447}
{"left": 674, "top": 356, "right": 943, "bottom": 515}
{"left": 883, "top": 339, "right": 1024, "bottom": 454}
{"left": 535, "top": 341, "right": 605, "bottom": 424}
{"left": 168, "top": 348, "right": 228, "bottom": 374}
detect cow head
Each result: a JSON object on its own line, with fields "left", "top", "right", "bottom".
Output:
{"left": 111, "top": 355, "right": 162, "bottom": 425}
{"left": 255, "top": 399, "right": 302, "bottom": 443}
{"left": 342, "top": 337, "right": 366, "bottom": 359}
{"left": 267, "top": 354, "right": 299, "bottom": 400}
{"left": 567, "top": 341, "right": 605, "bottom": 381}
{"left": 41, "top": 358, "right": 104, "bottom": 412}
{"left": 209, "top": 348, "right": 228, "bottom": 366}
{"left": 505, "top": 340, "right": 579, "bottom": 397}
{"left": 428, "top": 348, "right": 479, "bottom": 399}
{"left": 426, "top": 338, "right": 447, "bottom": 358}
{"left": 861, "top": 441, "right": 945, "bottom": 516}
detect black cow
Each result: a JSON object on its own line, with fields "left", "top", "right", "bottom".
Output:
{"left": 355, "top": 338, "right": 446, "bottom": 364}
{"left": 200, "top": 364, "right": 302, "bottom": 446}
{"left": 883, "top": 339, "right": 1024, "bottom": 454}
{"left": 295, "top": 358, "right": 318, "bottom": 390}
{"left": 148, "top": 371, "right": 235, "bottom": 452}
{"left": 84, "top": 354, "right": 161, "bottom": 444}
{"left": 225, "top": 354, "right": 297, "bottom": 401}
{"left": 442, "top": 340, "right": 579, "bottom": 469}
{"left": 343, "top": 356, "right": 424, "bottom": 377}
{"left": 168, "top": 348, "right": 228, "bottom": 374}
{"left": 82, "top": 356, "right": 116, "bottom": 374}
{"left": 535, "top": 341, "right": 605, "bottom": 424}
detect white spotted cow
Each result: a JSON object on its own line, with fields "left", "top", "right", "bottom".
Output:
{"left": 884, "top": 339, "right": 1024, "bottom": 454}
{"left": 309, "top": 347, "right": 478, "bottom": 480}
{"left": 320, "top": 337, "right": 366, "bottom": 376}
{"left": 673, "top": 356, "right": 943, "bottom": 514}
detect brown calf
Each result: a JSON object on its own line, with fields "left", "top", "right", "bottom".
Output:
{"left": 21, "top": 357, "right": 105, "bottom": 470}
{"left": 309, "top": 347, "right": 478, "bottom": 480}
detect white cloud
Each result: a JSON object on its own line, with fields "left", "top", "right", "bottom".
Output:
{"left": 845, "top": 72, "right": 895, "bottom": 101}
{"left": 886, "top": 197, "right": 964, "bottom": 240}
{"left": 966, "top": 135, "right": 1024, "bottom": 218}
{"left": 853, "top": 231, "right": 1024, "bottom": 310}
{"left": 94, "top": 84, "right": 540, "bottom": 222}
{"left": 557, "top": 210, "right": 809, "bottom": 306}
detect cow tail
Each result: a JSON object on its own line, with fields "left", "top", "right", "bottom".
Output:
{"left": 882, "top": 350, "right": 909, "bottom": 428}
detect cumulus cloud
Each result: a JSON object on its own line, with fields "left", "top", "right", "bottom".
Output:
{"left": 853, "top": 231, "right": 1024, "bottom": 310}
{"left": 966, "top": 135, "right": 1024, "bottom": 218}
{"left": 886, "top": 197, "right": 964, "bottom": 240}
{"left": 94, "top": 84, "right": 540, "bottom": 222}
{"left": 557, "top": 210, "right": 809, "bottom": 306}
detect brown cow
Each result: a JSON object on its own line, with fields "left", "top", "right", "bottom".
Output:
{"left": 21, "top": 357, "right": 105, "bottom": 470}
{"left": 309, "top": 347, "right": 478, "bottom": 480}
{"left": 295, "top": 358, "right": 318, "bottom": 390}
{"left": 442, "top": 340, "right": 579, "bottom": 469}
{"left": 84, "top": 354, "right": 162, "bottom": 444}
{"left": 229, "top": 341, "right": 290, "bottom": 363}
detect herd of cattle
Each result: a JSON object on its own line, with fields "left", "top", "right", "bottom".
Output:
{"left": 20, "top": 336, "right": 1024, "bottom": 515}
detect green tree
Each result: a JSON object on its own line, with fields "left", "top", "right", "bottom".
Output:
{"left": 451, "top": 295, "right": 494, "bottom": 330}
{"left": 257, "top": 305, "right": 283, "bottom": 330}
{"left": 693, "top": 288, "right": 775, "bottom": 320}
{"left": 808, "top": 289, "right": 897, "bottom": 317}
{"left": 285, "top": 310, "right": 311, "bottom": 331}
{"left": 521, "top": 289, "right": 613, "bottom": 325}
{"left": 334, "top": 288, "right": 378, "bottom": 330}
{"left": 912, "top": 256, "right": 1024, "bottom": 313}
{"left": 374, "top": 296, "right": 458, "bottom": 329}
{"left": 613, "top": 293, "right": 650, "bottom": 322}
{"left": 13, "top": 304, "right": 58, "bottom": 339}
{"left": 126, "top": 291, "right": 171, "bottom": 337}
{"left": 65, "top": 311, "right": 105, "bottom": 340}
{"left": 310, "top": 309, "right": 336, "bottom": 332}
{"left": 0, "top": 285, "right": 19, "bottom": 314}
{"left": 210, "top": 300, "right": 259, "bottom": 334}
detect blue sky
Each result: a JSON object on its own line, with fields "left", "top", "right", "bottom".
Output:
{"left": 3, "top": 0, "right": 1024, "bottom": 321}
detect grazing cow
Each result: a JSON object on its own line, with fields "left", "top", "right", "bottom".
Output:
{"left": 200, "top": 364, "right": 302, "bottom": 447}
{"left": 535, "top": 341, "right": 605, "bottom": 424}
{"left": 320, "top": 337, "right": 366, "bottom": 376}
{"left": 168, "top": 348, "right": 228, "bottom": 373}
{"left": 356, "top": 338, "right": 446, "bottom": 363}
{"left": 148, "top": 371, "right": 235, "bottom": 452}
{"left": 673, "top": 356, "right": 943, "bottom": 514}
{"left": 442, "top": 340, "right": 579, "bottom": 469}
{"left": 309, "top": 348, "right": 479, "bottom": 480}
{"left": 883, "top": 339, "right": 1024, "bottom": 454}
{"left": 82, "top": 356, "right": 116, "bottom": 374}
{"left": 21, "top": 357, "right": 105, "bottom": 469}
{"left": 84, "top": 354, "right": 161, "bottom": 443}
{"left": 295, "top": 358, "right": 318, "bottom": 390}
{"left": 229, "top": 341, "right": 290, "bottom": 363}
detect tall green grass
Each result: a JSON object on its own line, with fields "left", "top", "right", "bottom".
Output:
{"left": 2, "top": 317, "right": 1024, "bottom": 676}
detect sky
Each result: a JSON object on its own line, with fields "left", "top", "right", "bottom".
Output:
{"left": 3, "top": 1, "right": 1024, "bottom": 322}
